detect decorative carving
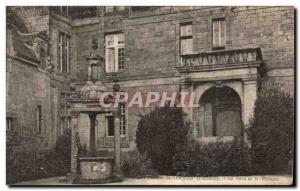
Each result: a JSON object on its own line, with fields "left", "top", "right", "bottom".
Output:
{"left": 179, "top": 48, "right": 263, "bottom": 70}
{"left": 70, "top": 110, "right": 80, "bottom": 118}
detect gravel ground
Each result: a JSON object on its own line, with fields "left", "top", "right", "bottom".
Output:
{"left": 13, "top": 175, "right": 293, "bottom": 186}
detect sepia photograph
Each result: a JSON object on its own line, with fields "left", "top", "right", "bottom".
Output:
{"left": 5, "top": 5, "right": 295, "bottom": 186}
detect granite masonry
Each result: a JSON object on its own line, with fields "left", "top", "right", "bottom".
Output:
{"left": 6, "top": 6, "right": 294, "bottom": 154}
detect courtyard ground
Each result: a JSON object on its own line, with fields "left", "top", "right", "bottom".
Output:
{"left": 13, "top": 175, "right": 293, "bottom": 186}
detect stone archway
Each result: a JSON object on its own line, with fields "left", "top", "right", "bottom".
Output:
{"left": 193, "top": 86, "right": 242, "bottom": 138}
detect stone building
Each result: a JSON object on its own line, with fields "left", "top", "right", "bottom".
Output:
{"left": 6, "top": 6, "right": 294, "bottom": 153}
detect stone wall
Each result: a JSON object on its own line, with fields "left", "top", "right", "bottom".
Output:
{"left": 72, "top": 6, "right": 294, "bottom": 94}
{"left": 8, "top": 6, "right": 49, "bottom": 33}
{"left": 6, "top": 58, "right": 53, "bottom": 150}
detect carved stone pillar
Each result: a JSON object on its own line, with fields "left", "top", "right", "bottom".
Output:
{"left": 89, "top": 113, "right": 97, "bottom": 155}
{"left": 243, "top": 79, "right": 257, "bottom": 127}
{"left": 70, "top": 110, "right": 80, "bottom": 178}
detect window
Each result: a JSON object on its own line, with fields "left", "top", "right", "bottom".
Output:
{"left": 117, "top": 6, "right": 126, "bottom": 11}
{"left": 180, "top": 23, "right": 193, "bottom": 54}
{"left": 6, "top": 117, "right": 15, "bottom": 131}
{"left": 60, "top": 92, "right": 71, "bottom": 135}
{"left": 105, "top": 6, "right": 126, "bottom": 13}
{"left": 107, "top": 116, "right": 115, "bottom": 137}
{"left": 60, "top": 6, "right": 69, "bottom": 16}
{"left": 213, "top": 18, "right": 226, "bottom": 49}
{"left": 50, "top": 6, "right": 69, "bottom": 17}
{"left": 105, "top": 33, "right": 125, "bottom": 73}
{"left": 58, "top": 32, "right": 71, "bottom": 73}
{"left": 106, "top": 105, "right": 127, "bottom": 137}
{"left": 36, "top": 105, "right": 42, "bottom": 134}
{"left": 105, "top": 6, "right": 115, "bottom": 13}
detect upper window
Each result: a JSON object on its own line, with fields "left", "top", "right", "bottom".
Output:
{"left": 6, "top": 117, "right": 16, "bottom": 132}
{"left": 60, "top": 92, "right": 71, "bottom": 135}
{"left": 180, "top": 23, "right": 193, "bottom": 54}
{"left": 58, "top": 32, "right": 71, "bottom": 74}
{"left": 50, "top": 6, "right": 69, "bottom": 17}
{"left": 212, "top": 18, "right": 226, "bottom": 49}
{"left": 36, "top": 105, "right": 43, "bottom": 135}
{"left": 105, "top": 33, "right": 125, "bottom": 73}
{"left": 105, "top": 6, "right": 126, "bottom": 13}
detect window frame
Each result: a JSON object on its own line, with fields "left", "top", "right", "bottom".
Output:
{"left": 120, "top": 104, "right": 127, "bottom": 137}
{"left": 6, "top": 117, "right": 16, "bottom": 132}
{"left": 105, "top": 33, "right": 125, "bottom": 73}
{"left": 105, "top": 6, "right": 126, "bottom": 14}
{"left": 105, "top": 105, "right": 127, "bottom": 137}
{"left": 180, "top": 22, "right": 193, "bottom": 55}
{"left": 106, "top": 114, "right": 115, "bottom": 137}
{"left": 59, "top": 92, "right": 71, "bottom": 135}
{"left": 212, "top": 18, "right": 226, "bottom": 50}
{"left": 58, "top": 32, "right": 71, "bottom": 74}
{"left": 36, "top": 105, "right": 43, "bottom": 135}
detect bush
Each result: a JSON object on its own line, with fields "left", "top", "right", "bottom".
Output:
{"left": 121, "top": 150, "right": 158, "bottom": 178}
{"left": 136, "top": 106, "right": 191, "bottom": 175}
{"left": 248, "top": 86, "right": 294, "bottom": 175}
{"left": 173, "top": 138, "right": 251, "bottom": 176}
{"left": 6, "top": 129, "right": 71, "bottom": 184}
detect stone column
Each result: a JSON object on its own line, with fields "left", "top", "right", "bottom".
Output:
{"left": 179, "top": 80, "right": 191, "bottom": 116}
{"left": 243, "top": 79, "right": 257, "bottom": 127}
{"left": 70, "top": 110, "right": 80, "bottom": 179}
{"left": 113, "top": 109, "right": 121, "bottom": 176}
{"left": 89, "top": 113, "right": 97, "bottom": 155}
{"left": 87, "top": 64, "right": 92, "bottom": 82}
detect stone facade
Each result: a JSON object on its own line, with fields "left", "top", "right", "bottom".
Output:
{"left": 6, "top": 6, "right": 294, "bottom": 152}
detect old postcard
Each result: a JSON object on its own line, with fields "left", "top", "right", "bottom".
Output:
{"left": 6, "top": 6, "right": 294, "bottom": 186}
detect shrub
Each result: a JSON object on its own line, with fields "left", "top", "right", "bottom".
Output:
{"left": 6, "top": 129, "right": 71, "bottom": 184}
{"left": 54, "top": 128, "right": 71, "bottom": 173}
{"left": 136, "top": 106, "right": 191, "bottom": 175}
{"left": 173, "top": 138, "right": 251, "bottom": 176}
{"left": 121, "top": 150, "right": 158, "bottom": 178}
{"left": 248, "top": 85, "right": 294, "bottom": 175}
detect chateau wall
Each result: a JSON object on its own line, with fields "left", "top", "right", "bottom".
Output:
{"left": 72, "top": 6, "right": 294, "bottom": 95}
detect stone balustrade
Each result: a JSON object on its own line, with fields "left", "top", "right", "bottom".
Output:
{"left": 178, "top": 48, "right": 263, "bottom": 71}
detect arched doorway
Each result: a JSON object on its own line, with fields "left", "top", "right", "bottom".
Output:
{"left": 194, "top": 86, "right": 242, "bottom": 138}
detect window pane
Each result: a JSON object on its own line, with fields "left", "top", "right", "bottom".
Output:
{"left": 213, "top": 21, "right": 220, "bottom": 47}
{"left": 106, "top": 35, "right": 114, "bottom": 46}
{"left": 213, "top": 19, "right": 225, "bottom": 47}
{"left": 37, "top": 105, "right": 42, "bottom": 134}
{"left": 117, "top": 6, "right": 125, "bottom": 11}
{"left": 181, "top": 38, "right": 193, "bottom": 54}
{"left": 66, "top": 36, "right": 70, "bottom": 73}
{"left": 105, "top": 6, "right": 114, "bottom": 12}
{"left": 118, "top": 34, "right": 125, "bottom": 44}
{"left": 220, "top": 20, "right": 226, "bottom": 46}
{"left": 6, "top": 118, "right": 12, "bottom": 131}
{"left": 107, "top": 116, "right": 114, "bottom": 136}
{"left": 180, "top": 24, "right": 192, "bottom": 36}
{"left": 118, "top": 48, "right": 125, "bottom": 70}
{"left": 107, "top": 48, "right": 115, "bottom": 72}
{"left": 59, "top": 33, "right": 63, "bottom": 72}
